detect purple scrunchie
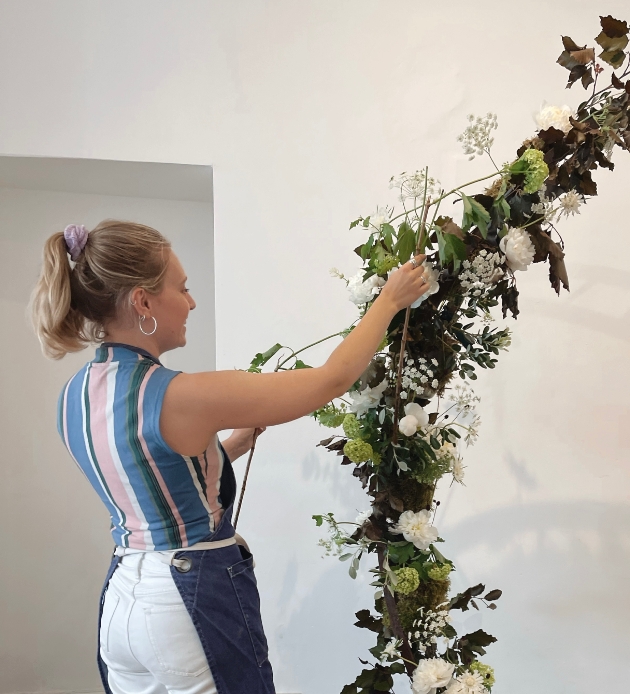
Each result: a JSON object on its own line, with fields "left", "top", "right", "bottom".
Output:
{"left": 63, "top": 224, "right": 89, "bottom": 261}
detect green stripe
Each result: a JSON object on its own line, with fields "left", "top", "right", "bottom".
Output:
{"left": 191, "top": 455, "right": 209, "bottom": 500}
{"left": 126, "top": 362, "right": 182, "bottom": 547}
{"left": 83, "top": 363, "right": 129, "bottom": 546}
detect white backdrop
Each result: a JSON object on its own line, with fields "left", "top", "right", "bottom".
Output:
{"left": 0, "top": 2, "right": 628, "bottom": 694}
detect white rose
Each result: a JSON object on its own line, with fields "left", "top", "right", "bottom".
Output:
{"left": 411, "top": 262, "right": 440, "bottom": 308}
{"left": 499, "top": 227, "right": 535, "bottom": 272}
{"left": 535, "top": 103, "right": 574, "bottom": 134}
{"left": 391, "top": 509, "right": 439, "bottom": 550}
{"left": 348, "top": 272, "right": 386, "bottom": 305}
{"left": 399, "top": 414, "right": 419, "bottom": 437}
{"left": 412, "top": 658, "right": 455, "bottom": 694}
{"left": 404, "top": 402, "right": 429, "bottom": 427}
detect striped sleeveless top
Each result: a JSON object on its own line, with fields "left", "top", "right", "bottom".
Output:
{"left": 58, "top": 343, "right": 229, "bottom": 550}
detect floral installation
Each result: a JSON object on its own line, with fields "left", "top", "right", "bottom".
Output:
{"left": 244, "top": 16, "right": 630, "bottom": 693}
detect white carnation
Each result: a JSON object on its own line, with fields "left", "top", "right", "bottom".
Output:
{"left": 535, "top": 103, "right": 574, "bottom": 134}
{"left": 391, "top": 509, "right": 439, "bottom": 550}
{"left": 412, "top": 658, "right": 455, "bottom": 694}
{"left": 446, "top": 671, "right": 486, "bottom": 694}
{"left": 348, "top": 379, "right": 388, "bottom": 418}
{"left": 347, "top": 272, "right": 386, "bottom": 305}
{"left": 411, "top": 262, "right": 440, "bottom": 308}
{"left": 499, "top": 227, "right": 535, "bottom": 272}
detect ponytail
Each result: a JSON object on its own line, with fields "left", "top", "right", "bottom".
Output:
{"left": 30, "top": 220, "right": 171, "bottom": 359}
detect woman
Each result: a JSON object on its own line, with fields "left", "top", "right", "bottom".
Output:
{"left": 30, "top": 219, "right": 431, "bottom": 694}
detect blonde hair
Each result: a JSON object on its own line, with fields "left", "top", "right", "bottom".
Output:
{"left": 30, "top": 220, "right": 171, "bottom": 359}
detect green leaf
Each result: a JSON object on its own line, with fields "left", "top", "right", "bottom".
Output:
{"left": 436, "top": 229, "right": 468, "bottom": 272}
{"left": 461, "top": 193, "right": 490, "bottom": 239}
{"left": 294, "top": 359, "right": 312, "bottom": 369}
{"left": 349, "top": 217, "right": 364, "bottom": 230}
{"left": 312, "top": 514, "right": 323, "bottom": 527}
{"left": 248, "top": 343, "right": 284, "bottom": 372}
{"left": 394, "top": 220, "right": 416, "bottom": 264}
{"left": 381, "top": 223, "right": 395, "bottom": 251}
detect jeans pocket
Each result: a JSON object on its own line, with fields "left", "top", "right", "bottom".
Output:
{"left": 145, "top": 604, "right": 210, "bottom": 677}
{"left": 228, "top": 547, "right": 269, "bottom": 667}
{"left": 100, "top": 589, "right": 120, "bottom": 655}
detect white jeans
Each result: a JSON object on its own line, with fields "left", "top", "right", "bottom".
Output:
{"left": 100, "top": 552, "right": 218, "bottom": 694}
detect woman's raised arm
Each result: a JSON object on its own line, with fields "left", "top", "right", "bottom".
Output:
{"left": 161, "top": 259, "right": 430, "bottom": 455}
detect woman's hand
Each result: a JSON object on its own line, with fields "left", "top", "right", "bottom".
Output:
{"left": 378, "top": 254, "right": 430, "bottom": 312}
{"left": 221, "top": 427, "right": 266, "bottom": 462}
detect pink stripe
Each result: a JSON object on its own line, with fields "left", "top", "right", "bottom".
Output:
{"left": 87, "top": 353, "right": 146, "bottom": 548}
{"left": 204, "top": 440, "right": 224, "bottom": 526}
{"left": 137, "top": 365, "right": 189, "bottom": 546}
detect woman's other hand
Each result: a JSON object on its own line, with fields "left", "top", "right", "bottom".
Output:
{"left": 221, "top": 427, "right": 266, "bottom": 462}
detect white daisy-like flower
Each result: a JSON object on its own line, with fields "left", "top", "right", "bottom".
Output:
{"left": 451, "top": 457, "right": 466, "bottom": 484}
{"left": 348, "top": 379, "right": 388, "bottom": 418}
{"left": 391, "top": 509, "right": 439, "bottom": 550}
{"left": 446, "top": 670, "right": 486, "bottom": 694}
{"left": 431, "top": 379, "right": 439, "bottom": 389}
{"left": 355, "top": 510, "right": 371, "bottom": 525}
{"left": 558, "top": 190, "right": 582, "bottom": 217}
{"left": 380, "top": 637, "right": 402, "bottom": 663}
{"left": 369, "top": 206, "right": 391, "bottom": 231}
{"left": 499, "top": 227, "right": 535, "bottom": 272}
{"left": 535, "top": 103, "right": 574, "bottom": 134}
{"left": 347, "top": 272, "right": 386, "bottom": 305}
{"left": 412, "top": 658, "right": 455, "bottom": 694}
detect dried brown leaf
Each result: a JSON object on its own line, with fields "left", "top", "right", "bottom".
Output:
{"left": 600, "top": 15, "right": 629, "bottom": 39}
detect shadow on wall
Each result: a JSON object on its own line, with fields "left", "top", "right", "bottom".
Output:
{"left": 275, "top": 500, "right": 630, "bottom": 694}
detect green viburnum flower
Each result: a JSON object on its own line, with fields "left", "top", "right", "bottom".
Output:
{"left": 371, "top": 450, "right": 381, "bottom": 465}
{"left": 519, "top": 148, "right": 549, "bottom": 193}
{"left": 343, "top": 439, "right": 374, "bottom": 463}
{"left": 375, "top": 253, "right": 399, "bottom": 275}
{"left": 470, "top": 661, "right": 495, "bottom": 689}
{"left": 342, "top": 413, "right": 362, "bottom": 440}
{"left": 393, "top": 567, "right": 420, "bottom": 595}
{"left": 427, "top": 563, "right": 452, "bottom": 581}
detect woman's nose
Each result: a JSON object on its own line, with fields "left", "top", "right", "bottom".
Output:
{"left": 188, "top": 294, "right": 196, "bottom": 310}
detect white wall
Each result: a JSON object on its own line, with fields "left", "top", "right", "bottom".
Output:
{"left": 0, "top": 2, "right": 628, "bottom": 693}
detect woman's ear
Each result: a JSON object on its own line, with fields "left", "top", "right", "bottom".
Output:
{"left": 129, "top": 287, "right": 150, "bottom": 317}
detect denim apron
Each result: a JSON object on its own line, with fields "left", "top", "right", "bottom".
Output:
{"left": 97, "top": 446, "right": 275, "bottom": 694}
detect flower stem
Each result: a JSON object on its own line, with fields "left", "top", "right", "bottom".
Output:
{"left": 274, "top": 328, "right": 350, "bottom": 371}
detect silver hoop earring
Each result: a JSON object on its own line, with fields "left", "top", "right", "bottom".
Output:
{"left": 139, "top": 315, "right": 157, "bottom": 336}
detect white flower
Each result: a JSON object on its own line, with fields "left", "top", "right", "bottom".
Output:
{"left": 398, "top": 402, "right": 429, "bottom": 436}
{"left": 457, "top": 113, "right": 498, "bottom": 160}
{"left": 349, "top": 379, "right": 388, "bottom": 418}
{"left": 558, "top": 190, "right": 582, "bottom": 217}
{"left": 412, "top": 658, "right": 455, "bottom": 694}
{"left": 411, "top": 262, "right": 440, "bottom": 308}
{"left": 380, "top": 637, "right": 402, "bottom": 663}
{"left": 399, "top": 414, "right": 420, "bottom": 437}
{"left": 446, "top": 671, "right": 486, "bottom": 694}
{"left": 499, "top": 227, "right": 535, "bottom": 272}
{"left": 535, "top": 103, "right": 574, "bottom": 134}
{"left": 329, "top": 267, "right": 344, "bottom": 279}
{"left": 347, "top": 272, "right": 386, "bottom": 305}
{"left": 451, "top": 457, "right": 466, "bottom": 484}
{"left": 369, "top": 206, "right": 391, "bottom": 231}
{"left": 391, "top": 509, "right": 439, "bottom": 550}
{"left": 355, "top": 510, "right": 371, "bottom": 525}
{"left": 390, "top": 171, "right": 442, "bottom": 202}
{"left": 405, "top": 402, "right": 429, "bottom": 427}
